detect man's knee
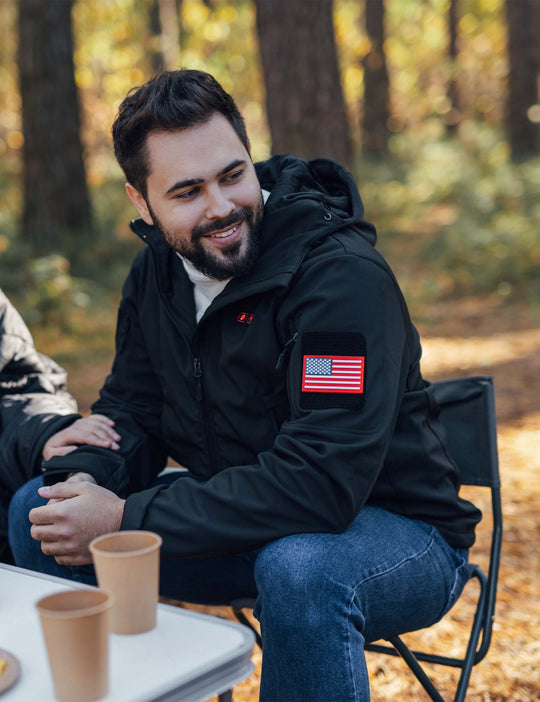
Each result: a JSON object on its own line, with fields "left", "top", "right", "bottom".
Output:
{"left": 254, "top": 533, "right": 350, "bottom": 632}
{"left": 256, "top": 534, "right": 326, "bottom": 590}
{"left": 8, "top": 475, "right": 45, "bottom": 526}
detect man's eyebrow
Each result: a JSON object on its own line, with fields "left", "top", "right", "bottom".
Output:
{"left": 218, "top": 159, "right": 247, "bottom": 176}
{"left": 164, "top": 160, "right": 247, "bottom": 196}
{"left": 165, "top": 177, "right": 204, "bottom": 196}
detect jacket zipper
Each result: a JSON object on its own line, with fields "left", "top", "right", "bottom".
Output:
{"left": 192, "top": 342, "right": 222, "bottom": 472}
{"left": 155, "top": 286, "right": 219, "bottom": 471}
{"left": 275, "top": 332, "right": 298, "bottom": 372}
{"left": 193, "top": 358, "right": 203, "bottom": 401}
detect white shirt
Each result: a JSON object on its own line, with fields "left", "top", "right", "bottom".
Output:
{"left": 180, "top": 258, "right": 228, "bottom": 323}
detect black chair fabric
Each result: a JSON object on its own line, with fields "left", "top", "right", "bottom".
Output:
{"left": 428, "top": 376, "right": 500, "bottom": 487}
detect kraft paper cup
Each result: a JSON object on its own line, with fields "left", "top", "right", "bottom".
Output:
{"left": 36, "top": 588, "right": 112, "bottom": 702}
{"left": 89, "top": 530, "right": 162, "bottom": 635}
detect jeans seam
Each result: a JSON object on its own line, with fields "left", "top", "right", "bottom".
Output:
{"left": 439, "top": 555, "right": 469, "bottom": 619}
{"left": 346, "top": 587, "right": 360, "bottom": 702}
{"left": 351, "top": 526, "right": 437, "bottom": 592}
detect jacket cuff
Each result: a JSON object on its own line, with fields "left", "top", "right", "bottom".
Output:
{"left": 41, "top": 448, "right": 128, "bottom": 494}
{"left": 29, "top": 413, "right": 81, "bottom": 475}
{"left": 120, "top": 485, "right": 166, "bottom": 530}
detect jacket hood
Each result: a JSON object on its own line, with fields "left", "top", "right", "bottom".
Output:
{"left": 256, "top": 154, "right": 376, "bottom": 246}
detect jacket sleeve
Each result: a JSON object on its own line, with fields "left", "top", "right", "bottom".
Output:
{"left": 0, "top": 289, "right": 80, "bottom": 494}
{"left": 40, "top": 270, "right": 168, "bottom": 495}
{"left": 121, "top": 253, "right": 412, "bottom": 558}
{"left": 0, "top": 399, "right": 79, "bottom": 494}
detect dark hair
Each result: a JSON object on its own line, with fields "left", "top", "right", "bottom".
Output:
{"left": 112, "top": 69, "right": 249, "bottom": 196}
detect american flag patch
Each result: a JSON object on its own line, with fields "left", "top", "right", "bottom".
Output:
{"left": 302, "top": 355, "right": 365, "bottom": 394}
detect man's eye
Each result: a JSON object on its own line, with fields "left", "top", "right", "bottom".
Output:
{"left": 176, "top": 188, "right": 198, "bottom": 199}
{"left": 225, "top": 170, "right": 243, "bottom": 183}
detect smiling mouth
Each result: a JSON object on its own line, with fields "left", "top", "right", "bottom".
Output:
{"left": 206, "top": 222, "right": 242, "bottom": 240}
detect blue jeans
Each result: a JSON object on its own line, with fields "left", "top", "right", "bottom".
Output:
{"left": 9, "top": 475, "right": 469, "bottom": 702}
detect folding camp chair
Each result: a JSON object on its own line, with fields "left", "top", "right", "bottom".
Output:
{"left": 229, "top": 375, "right": 502, "bottom": 702}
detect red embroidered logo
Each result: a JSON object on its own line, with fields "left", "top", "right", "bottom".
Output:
{"left": 237, "top": 312, "right": 254, "bottom": 324}
{"left": 302, "top": 355, "right": 364, "bottom": 394}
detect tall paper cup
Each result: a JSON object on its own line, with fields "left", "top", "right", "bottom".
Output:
{"left": 89, "top": 530, "right": 162, "bottom": 634}
{"left": 36, "top": 588, "right": 112, "bottom": 702}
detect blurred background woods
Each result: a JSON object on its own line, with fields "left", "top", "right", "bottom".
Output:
{"left": 0, "top": 0, "right": 539, "bottom": 324}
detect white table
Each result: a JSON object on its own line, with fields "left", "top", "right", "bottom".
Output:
{"left": 0, "top": 564, "right": 254, "bottom": 701}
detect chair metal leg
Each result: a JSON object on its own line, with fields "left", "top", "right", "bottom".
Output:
{"left": 452, "top": 570, "right": 488, "bottom": 702}
{"left": 388, "top": 636, "right": 446, "bottom": 702}
{"left": 218, "top": 690, "right": 233, "bottom": 702}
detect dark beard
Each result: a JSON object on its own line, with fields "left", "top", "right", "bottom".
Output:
{"left": 149, "top": 202, "right": 264, "bottom": 281}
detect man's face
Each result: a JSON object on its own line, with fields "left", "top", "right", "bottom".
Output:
{"left": 126, "top": 113, "right": 264, "bottom": 280}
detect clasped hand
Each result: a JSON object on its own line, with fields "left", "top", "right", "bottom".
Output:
{"left": 29, "top": 474, "right": 126, "bottom": 566}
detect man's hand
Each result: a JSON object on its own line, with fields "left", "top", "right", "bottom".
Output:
{"left": 29, "top": 481, "right": 126, "bottom": 566}
{"left": 42, "top": 414, "right": 121, "bottom": 462}
{"left": 44, "top": 471, "right": 97, "bottom": 505}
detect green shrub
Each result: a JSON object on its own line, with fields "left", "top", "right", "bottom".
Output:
{"left": 355, "top": 121, "right": 540, "bottom": 303}
{"left": 21, "top": 254, "right": 91, "bottom": 331}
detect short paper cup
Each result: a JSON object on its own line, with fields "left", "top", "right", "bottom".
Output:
{"left": 90, "top": 530, "right": 162, "bottom": 635}
{"left": 36, "top": 588, "right": 112, "bottom": 702}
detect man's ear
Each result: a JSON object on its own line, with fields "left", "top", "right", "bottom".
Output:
{"left": 125, "top": 183, "right": 154, "bottom": 225}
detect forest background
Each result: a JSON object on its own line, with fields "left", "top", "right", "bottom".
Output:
{"left": 0, "top": 0, "right": 539, "bottom": 700}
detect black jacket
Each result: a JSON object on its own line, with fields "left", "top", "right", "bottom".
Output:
{"left": 0, "top": 289, "right": 79, "bottom": 557}
{"left": 42, "top": 155, "right": 481, "bottom": 558}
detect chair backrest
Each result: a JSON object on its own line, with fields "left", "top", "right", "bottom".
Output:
{"left": 428, "top": 376, "right": 500, "bottom": 488}
{"left": 429, "top": 375, "right": 502, "bottom": 668}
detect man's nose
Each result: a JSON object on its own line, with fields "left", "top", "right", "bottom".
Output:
{"left": 205, "top": 186, "right": 235, "bottom": 220}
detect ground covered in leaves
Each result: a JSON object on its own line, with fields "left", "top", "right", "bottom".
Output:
{"left": 68, "top": 296, "right": 539, "bottom": 702}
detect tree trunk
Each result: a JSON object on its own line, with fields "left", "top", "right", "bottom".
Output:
{"left": 361, "top": 0, "right": 390, "bottom": 156}
{"left": 18, "top": 0, "right": 91, "bottom": 254}
{"left": 148, "top": 0, "right": 165, "bottom": 75}
{"left": 446, "top": 0, "right": 461, "bottom": 132}
{"left": 505, "top": 0, "right": 540, "bottom": 159}
{"left": 255, "top": 0, "right": 352, "bottom": 169}
{"left": 148, "top": 0, "right": 182, "bottom": 75}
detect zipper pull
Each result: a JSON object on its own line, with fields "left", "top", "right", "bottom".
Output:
{"left": 275, "top": 332, "right": 298, "bottom": 372}
{"left": 193, "top": 358, "right": 203, "bottom": 401}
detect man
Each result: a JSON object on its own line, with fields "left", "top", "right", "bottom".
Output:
{"left": 9, "top": 70, "right": 481, "bottom": 701}
{"left": 0, "top": 288, "right": 120, "bottom": 563}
